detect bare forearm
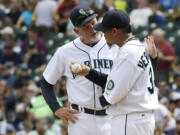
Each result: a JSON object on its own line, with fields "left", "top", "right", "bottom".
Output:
{"left": 160, "top": 56, "right": 176, "bottom": 62}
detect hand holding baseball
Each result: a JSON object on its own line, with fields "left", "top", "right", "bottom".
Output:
{"left": 70, "top": 62, "right": 90, "bottom": 76}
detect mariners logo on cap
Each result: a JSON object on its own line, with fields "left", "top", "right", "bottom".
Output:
{"left": 79, "top": 9, "right": 86, "bottom": 15}
{"left": 89, "top": 10, "right": 94, "bottom": 14}
{"left": 107, "top": 80, "right": 114, "bottom": 90}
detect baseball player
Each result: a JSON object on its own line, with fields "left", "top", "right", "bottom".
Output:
{"left": 71, "top": 9, "right": 159, "bottom": 135}
{"left": 41, "top": 5, "right": 119, "bottom": 135}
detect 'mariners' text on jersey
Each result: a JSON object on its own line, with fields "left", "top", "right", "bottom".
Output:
{"left": 84, "top": 59, "right": 113, "bottom": 69}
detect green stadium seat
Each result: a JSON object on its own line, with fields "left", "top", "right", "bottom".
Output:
{"left": 14, "top": 26, "right": 28, "bottom": 40}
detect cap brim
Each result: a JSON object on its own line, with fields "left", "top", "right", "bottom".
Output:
{"left": 78, "top": 14, "right": 98, "bottom": 27}
{"left": 93, "top": 23, "right": 111, "bottom": 32}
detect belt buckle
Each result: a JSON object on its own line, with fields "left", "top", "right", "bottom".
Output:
{"left": 78, "top": 105, "right": 84, "bottom": 113}
{"left": 94, "top": 110, "right": 96, "bottom": 115}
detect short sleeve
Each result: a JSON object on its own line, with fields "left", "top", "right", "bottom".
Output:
{"left": 43, "top": 49, "right": 65, "bottom": 85}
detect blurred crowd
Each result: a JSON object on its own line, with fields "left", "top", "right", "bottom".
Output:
{"left": 0, "top": 0, "right": 179, "bottom": 135}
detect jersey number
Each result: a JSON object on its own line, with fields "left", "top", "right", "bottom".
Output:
{"left": 147, "top": 67, "right": 154, "bottom": 94}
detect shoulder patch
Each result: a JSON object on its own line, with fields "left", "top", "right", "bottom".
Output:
{"left": 107, "top": 80, "right": 114, "bottom": 90}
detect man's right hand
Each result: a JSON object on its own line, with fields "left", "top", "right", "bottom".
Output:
{"left": 70, "top": 62, "right": 90, "bottom": 76}
{"left": 54, "top": 107, "right": 79, "bottom": 125}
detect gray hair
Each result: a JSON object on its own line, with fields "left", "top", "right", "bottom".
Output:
{"left": 152, "top": 28, "right": 165, "bottom": 37}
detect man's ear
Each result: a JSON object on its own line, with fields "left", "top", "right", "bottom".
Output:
{"left": 112, "top": 28, "right": 119, "bottom": 36}
{"left": 74, "top": 28, "right": 79, "bottom": 35}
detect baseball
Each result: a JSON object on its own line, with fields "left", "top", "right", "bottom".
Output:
{"left": 71, "top": 63, "right": 82, "bottom": 73}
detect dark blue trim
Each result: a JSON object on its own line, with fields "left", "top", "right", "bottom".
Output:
{"left": 99, "top": 95, "right": 110, "bottom": 107}
{"left": 97, "top": 43, "right": 106, "bottom": 73}
{"left": 125, "top": 114, "right": 128, "bottom": 135}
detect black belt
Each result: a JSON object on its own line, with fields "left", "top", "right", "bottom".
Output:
{"left": 71, "top": 104, "right": 107, "bottom": 116}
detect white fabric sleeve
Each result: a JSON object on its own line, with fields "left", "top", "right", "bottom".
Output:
{"left": 103, "top": 58, "right": 142, "bottom": 104}
{"left": 43, "top": 49, "right": 65, "bottom": 85}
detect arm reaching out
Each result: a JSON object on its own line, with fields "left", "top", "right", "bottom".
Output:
{"left": 70, "top": 62, "right": 108, "bottom": 88}
{"left": 144, "top": 36, "right": 157, "bottom": 59}
{"left": 144, "top": 36, "right": 158, "bottom": 71}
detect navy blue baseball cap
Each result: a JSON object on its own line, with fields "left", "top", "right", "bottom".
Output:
{"left": 94, "top": 9, "right": 130, "bottom": 32}
{"left": 70, "top": 5, "right": 98, "bottom": 27}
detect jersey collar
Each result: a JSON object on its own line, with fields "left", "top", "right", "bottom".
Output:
{"left": 73, "top": 35, "right": 106, "bottom": 52}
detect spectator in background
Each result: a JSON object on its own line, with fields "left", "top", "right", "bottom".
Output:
{"left": 0, "top": 26, "right": 14, "bottom": 50}
{"left": 57, "top": 0, "right": 77, "bottom": 33}
{"left": 173, "top": 98, "right": 180, "bottom": 134}
{"left": 158, "top": 81, "right": 171, "bottom": 104}
{"left": 14, "top": 64, "right": 30, "bottom": 89}
{"left": 158, "top": 0, "right": 179, "bottom": 11}
{"left": 6, "top": 124, "right": 16, "bottom": 135}
{"left": 114, "top": 0, "right": 127, "bottom": 12}
{"left": 152, "top": 28, "right": 176, "bottom": 84}
{"left": 126, "top": 0, "right": 137, "bottom": 11}
{"left": 154, "top": 127, "right": 166, "bottom": 135}
{"left": 4, "top": 81, "right": 27, "bottom": 130}
{"left": 47, "top": 116, "right": 62, "bottom": 135}
{"left": 23, "top": 42, "right": 46, "bottom": 70}
{"left": 172, "top": 72, "right": 180, "bottom": 93}
{"left": 29, "top": 120, "right": 55, "bottom": 135}
{"left": 0, "top": 42, "right": 22, "bottom": 66}
{"left": 154, "top": 102, "right": 176, "bottom": 135}
{"left": 0, "top": 64, "right": 15, "bottom": 88}
{"left": 129, "top": 0, "right": 153, "bottom": 27}
{"left": 16, "top": 120, "right": 33, "bottom": 135}
{"left": 101, "top": 0, "right": 114, "bottom": 12}
{"left": 0, "top": 94, "right": 7, "bottom": 135}
{"left": 0, "top": 26, "right": 22, "bottom": 54}
{"left": 34, "top": 0, "right": 58, "bottom": 39}
{"left": 92, "top": 0, "right": 105, "bottom": 9}
{"left": 22, "top": 26, "right": 46, "bottom": 54}
{"left": 15, "top": 3, "right": 34, "bottom": 28}
{"left": 25, "top": 83, "right": 38, "bottom": 102}
{"left": 0, "top": 8, "right": 5, "bottom": 28}
{"left": 7, "top": 1, "right": 21, "bottom": 25}
{"left": 148, "top": 3, "right": 164, "bottom": 25}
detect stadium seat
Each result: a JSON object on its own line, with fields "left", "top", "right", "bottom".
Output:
{"left": 14, "top": 26, "right": 28, "bottom": 40}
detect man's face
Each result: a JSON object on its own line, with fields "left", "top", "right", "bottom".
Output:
{"left": 103, "top": 29, "right": 114, "bottom": 46}
{"left": 28, "top": 31, "right": 37, "bottom": 41}
{"left": 75, "top": 18, "right": 101, "bottom": 43}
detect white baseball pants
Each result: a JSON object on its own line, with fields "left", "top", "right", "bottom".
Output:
{"left": 68, "top": 112, "right": 111, "bottom": 135}
{"left": 110, "top": 111, "right": 155, "bottom": 135}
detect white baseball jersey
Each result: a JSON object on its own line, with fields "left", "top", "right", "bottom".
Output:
{"left": 103, "top": 38, "right": 158, "bottom": 115}
{"left": 43, "top": 35, "right": 119, "bottom": 110}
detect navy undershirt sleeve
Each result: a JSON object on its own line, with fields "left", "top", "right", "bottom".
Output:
{"left": 151, "top": 57, "right": 158, "bottom": 72}
{"left": 99, "top": 95, "right": 111, "bottom": 107}
{"left": 85, "top": 69, "right": 108, "bottom": 88}
{"left": 41, "top": 76, "right": 61, "bottom": 112}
